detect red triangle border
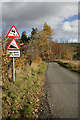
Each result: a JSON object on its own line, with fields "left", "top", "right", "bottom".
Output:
{"left": 7, "top": 38, "right": 20, "bottom": 50}
{"left": 6, "top": 25, "right": 20, "bottom": 38}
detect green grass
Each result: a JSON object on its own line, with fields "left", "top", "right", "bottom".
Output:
{"left": 2, "top": 62, "right": 48, "bottom": 119}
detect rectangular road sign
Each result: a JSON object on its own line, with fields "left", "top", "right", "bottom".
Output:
{"left": 7, "top": 50, "right": 20, "bottom": 57}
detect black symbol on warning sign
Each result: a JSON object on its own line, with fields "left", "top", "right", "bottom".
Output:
{"left": 9, "top": 43, "right": 17, "bottom": 49}
{"left": 11, "top": 30, "right": 16, "bottom": 36}
{"left": 11, "top": 30, "right": 15, "bottom": 33}
{"left": 6, "top": 25, "right": 20, "bottom": 38}
{"left": 7, "top": 38, "right": 20, "bottom": 50}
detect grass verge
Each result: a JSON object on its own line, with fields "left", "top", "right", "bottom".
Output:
{"left": 57, "top": 60, "right": 80, "bottom": 73}
{"left": 2, "top": 61, "right": 48, "bottom": 119}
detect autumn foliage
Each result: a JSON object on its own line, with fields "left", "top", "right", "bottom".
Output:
{"left": 2, "top": 22, "right": 79, "bottom": 119}
{"left": 52, "top": 42, "right": 74, "bottom": 60}
{"left": 2, "top": 47, "right": 47, "bottom": 119}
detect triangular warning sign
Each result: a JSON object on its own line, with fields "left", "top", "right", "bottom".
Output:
{"left": 7, "top": 38, "right": 20, "bottom": 50}
{"left": 6, "top": 25, "right": 20, "bottom": 38}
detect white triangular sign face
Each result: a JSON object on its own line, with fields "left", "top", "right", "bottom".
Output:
{"left": 6, "top": 25, "right": 20, "bottom": 38}
{"left": 7, "top": 39, "right": 20, "bottom": 50}
{"left": 8, "top": 27, "right": 18, "bottom": 37}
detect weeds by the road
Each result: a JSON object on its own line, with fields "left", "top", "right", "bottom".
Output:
{"left": 2, "top": 61, "right": 47, "bottom": 119}
{"left": 58, "top": 60, "right": 80, "bottom": 73}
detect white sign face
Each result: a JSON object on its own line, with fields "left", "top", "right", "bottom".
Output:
{"left": 7, "top": 39, "right": 20, "bottom": 50}
{"left": 6, "top": 25, "right": 20, "bottom": 38}
{"left": 8, "top": 27, "right": 18, "bottom": 37}
{"left": 8, "top": 50, "right": 20, "bottom": 57}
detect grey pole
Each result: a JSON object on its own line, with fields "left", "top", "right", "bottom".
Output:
{"left": 13, "top": 57, "right": 15, "bottom": 82}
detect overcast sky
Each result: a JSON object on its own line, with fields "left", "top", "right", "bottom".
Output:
{"left": 1, "top": 1, "right": 79, "bottom": 43}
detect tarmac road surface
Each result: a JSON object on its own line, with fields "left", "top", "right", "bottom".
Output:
{"left": 45, "top": 62, "right": 78, "bottom": 118}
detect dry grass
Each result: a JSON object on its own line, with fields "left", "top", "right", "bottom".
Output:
{"left": 60, "top": 60, "right": 79, "bottom": 67}
{"left": 58, "top": 59, "right": 80, "bottom": 73}
{"left": 2, "top": 61, "right": 48, "bottom": 119}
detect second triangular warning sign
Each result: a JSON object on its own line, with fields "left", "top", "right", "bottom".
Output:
{"left": 7, "top": 38, "right": 20, "bottom": 50}
{"left": 6, "top": 25, "right": 20, "bottom": 38}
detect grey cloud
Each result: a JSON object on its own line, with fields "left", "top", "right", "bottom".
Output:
{"left": 2, "top": 2, "right": 72, "bottom": 28}
{"left": 2, "top": 2, "right": 60, "bottom": 21}
{"left": 2, "top": 2, "right": 78, "bottom": 42}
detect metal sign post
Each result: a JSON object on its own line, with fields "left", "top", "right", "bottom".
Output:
{"left": 6, "top": 25, "right": 20, "bottom": 83}
{"left": 13, "top": 57, "right": 15, "bottom": 82}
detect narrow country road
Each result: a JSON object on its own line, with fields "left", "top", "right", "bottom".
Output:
{"left": 45, "top": 62, "right": 78, "bottom": 118}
